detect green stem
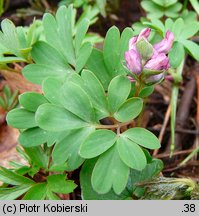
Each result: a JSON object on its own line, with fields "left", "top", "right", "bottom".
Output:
{"left": 170, "top": 58, "right": 185, "bottom": 157}
{"left": 95, "top": 119, "right": 134, "bottom": 129}
{"left": 182, "top": 0, "right": 189, "bottom": 12}
{"left": 136, "top": 98, "right": 146, "bottom": 127}
{"left": 135, "top": 81, "right": 143, "bottom": 97}
{"left": 179, "top": 146, "right": 199, "bottom": 167}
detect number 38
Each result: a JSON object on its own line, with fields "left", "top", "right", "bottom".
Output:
{"left": 184, "top": 204, "right": 195, "bottom": 212}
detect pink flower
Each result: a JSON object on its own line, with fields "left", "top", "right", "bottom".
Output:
{"left": 144, "top": 53, "right": 170, "bottom": 71}
{"left": 125, "top": 49, "right": 142, "bottom": 74}
{"left": 137, "top": 28, "right": 151, "bottom": 41}
{"left": 125, "top": 28, "right": 174, "bottom": 85}
{"left": 153, "top": 31, "right": 174, "bottom": 54}
{"left": 129, "top": 28, "right": 151, "bottom": 50}
{"left": 145, "top": 73, "right": 164, "bottom": 84}
{"left": 129, "top": 36, "right": 138, "bottom": 50}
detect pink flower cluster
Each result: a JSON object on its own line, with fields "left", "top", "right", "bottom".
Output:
{"left": 125, "top": 28, "right": 174, "bottom": 83}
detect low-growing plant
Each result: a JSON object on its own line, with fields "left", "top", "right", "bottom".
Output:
{"left": 141, "top": 0, "right": 183, "bottom": 19}
{"left": 59, "top": 0, "right": 107, "bottom": 17}
{"left": 0, "top": 85, "right": 18, "bottom": 112}
{"left": 4, "top": 6, "right": 172, "bottom": 199}
{"left": 0, "top": 4, "right": 198, "bottom": 200}
{"left": 0, "top": 19, "right": 42, "bottom": 67}
{"left": 0, "top": 5, "right": 102, "bottom": 72}
{"left": 0, "top": 146, "right": 76, "bottom": 200}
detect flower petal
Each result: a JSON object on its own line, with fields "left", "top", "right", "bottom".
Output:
{"left": 129, "top": 36, "right": 138, "bottom": 50}
{"left": 145, "top": 73, "right": 165, "bottom": 85}
{"left": 137, "top": 28, "right": 151, "bottom": 41}
{"left": 144, "top": 53, "right": 170, "bottom": 71}
{"left": 125, "top": 49, "right": 142, "bottom": 75}
{"left": 153, "top": 30, "right": 174, "bottom": 54}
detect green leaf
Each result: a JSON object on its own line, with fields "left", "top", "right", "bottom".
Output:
{"left": 23, "top": 183, "right": 47, "bottom": 200}
{"left": 22, "top": 64, "right": 69, "bottom": 85}
{"left": 75, "top": 18, "right": 90, "bottom": 54}
{"left": 61, "top": 81, "right": 95, "bottom": 122}
{"left": 43, "top": 13, "right": 61, "bottom": 52}
{"left": 47, "top": 174, "right": 77, "bottom": 194}
{"left": 46, "top": 131, "right": 67, "bottom": 147}
{"left": 117, "top": 137, "right": 147, "bottom": 170}
{"left": 86, "top": 48, "right": 111, "bottom": 90}
{"left": 148, "top": 20, "right": 164, "bottom": 35}
{"left": 170, "top": 85, "right": 179, "bottom": 155}
{"left": 24, "top": 146, "right": 49, "bottom": 170}
{"left": 103, "top": 26, "right": 120, "bottom": 76}
{"left": 118, "top": 27, "right": 134, "bottom": 73}
{"left": 128, "top": 159, "right": 164, "bottom": 198}
{"left": 0, "top": 185, "right": 31, "bottom": 200}
{"left": 76, "top": 42, "right": 92, "bottom": 73}
{"left": 122, "top": 127, "right": 160, "bottom": 149}
{"left": 143, "top": 19, "right": 164, "bottom": 33}
{"left": 67, "top": 72, "right": 85, "bottom": 87}
{"left": 139, "top": 85, "right": 154, "bottom": 98}
{"left": 81, "top": 70, "right": 109, "bottom": 118}
{"left": 181, "top": 10, "right": 197, "bottom": 24}
{"left": 19, "top": 92, "right": 48, "bottom": 112}
{"left": 171, "top": 18, "right": 184, "bottom": 40}
{"left": 0, "top": 19, "right": 20, "bottom": 56}
{"left": 0, "top": 56, "right": 26, "bottom": 63}
{"left": 80, "top": 129, "right": 117, "bottom": 159}
{"left": 56, "top": 6, "right": 75, "bottom": 66}
{"left": 31, "top": 41, "right": 71, "bottom": 70}
{"left": 152, "top": 0, "right": 177, "bottom": 7}
{"left": 19, "top": 128, "right": 48, "bottom": 147}
{"left": 114, "top": 98, "right": 143, "bottom": 122}
{"left": 181, "top": 39, "right": 199, "bottom": 61}
{"left": 0, "top": 167, "right": 34, "bottom": 186}
{"left": 164, "top": 11, "right": 179, "bottom": 19}
{"left": 46, "top": 189, "right": 60, "bottom": 200}
{"left": 52, "top": 127, "right": 95, "bottom": 171}
{"left": 166, "top": 2, "right": 182, "bottom": 13}
{"left": 42, "top": 77, "right": 63, "bottom": 106}
{"left": 92, "top": 145, "right": 129, "bottom": 194}
{"left": 80, "top": 158, "right": 129, "bottom": 200}
{"left": 36, "top": 104, "right": 88, "bottom": 131}
{"left": 141, "top": 1, "right": 164, "bottom": 19}
{"left": 6, "top": 108, "right": 37, "bottom": 129}
{"left": 190, "top": 0, "right": 199, "bottom": 14}
{"left": 169, "top": 41, "right": 185, "bottom": 68}
{"left": 96, "top": 0, "right": 106, "bottom": 17}
{"left": 16, "top": 27, "right": 27, "bottom": 49}
{"left": 179, "top": 22, "right": 199, "bottom": 39}
{"left": 108, "top": 75, "right": 131, "bottom": 114}
{"left": 49, "top": 162, "right": 68, "bottom": 172}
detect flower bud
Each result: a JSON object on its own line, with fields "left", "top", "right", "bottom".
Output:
{"left": 124, "top": 28, "right": 174, "bottom": 85}
{"left": 137, "top": 28, "right": 151, "bottom": 41}
{"left": 129, "top": 28, "right": 151, "bottom": 50}
{"left": 129, "top": 36, "right": 138, "bottom": 50}
{"left": 125, "top": 49, "right": 142, "bottom": 75}
{"left": 153, "top": 31, "right": 174, "bottom": 54}
{"left": 144, "top": 53, "right": 170, "bottom": 71}
{"left": 145, "top": 73, "right": 164, "bottom": 85}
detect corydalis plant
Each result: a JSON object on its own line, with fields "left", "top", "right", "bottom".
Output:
{"left": 125, "top": 28, "right": 174, "bottom": 86}
{"left": 4, "top": 8, "right": 170, "bottom": 198}
{"left": 7, "top": 70, "right": 161, "bottom": 195}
